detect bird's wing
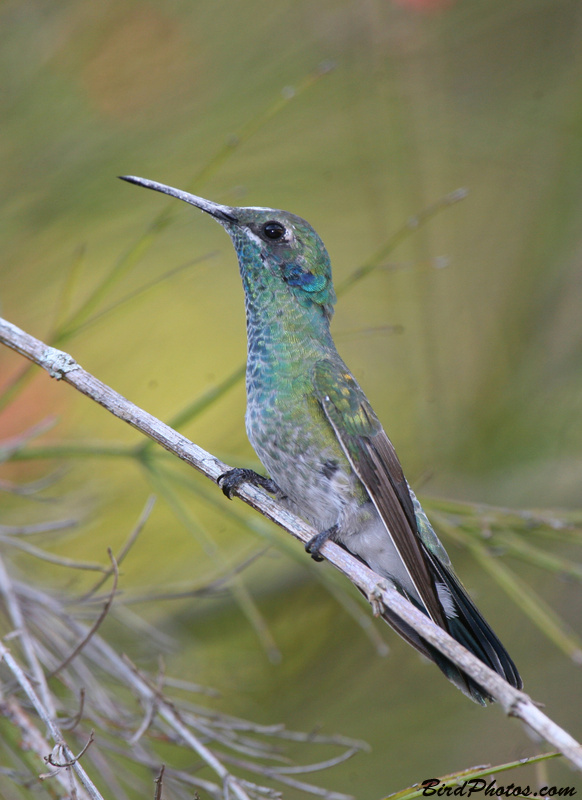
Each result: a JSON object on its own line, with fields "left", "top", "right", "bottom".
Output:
{"left": 313, "top": 358, "right": 447, "bottom": 628}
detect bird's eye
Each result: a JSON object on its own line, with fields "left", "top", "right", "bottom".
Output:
{"left": 262, "top": 221, "right": 286, "bottom": 241}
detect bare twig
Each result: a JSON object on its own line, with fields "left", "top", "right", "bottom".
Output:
{"left": 48, "top": 549, "right": 119, "bottom": 678}
{"left": 0, "top": 518, "right": 79, "bottom": 535}
{"left": 1, "top": 315, "right": 581, "bottom": 772}
{"left": 45, "top": 730, "right": 95, "bottom": 768}
{"left": 121, "top": 656, "right": 254, "bottom": 800}
{"left": 61, "top": 688, "right": 86, "bottom": 731}
{"left": 0, "top": 534, "right": 109, "bottom": 571}
{"left": 81, "top": 496, "right": 155, "bottom": 601}
{"left": 154, "top": 764, "right": 165, "bottom": 800}
{"left": 0, "top": 551, "right": 57, "bottom": 717}
{"left": 0, "top": 417, "right": 58, "bottom": 457}
{"left": 162, "top": 676, "right": 221, "bottom": 698}
{"left": 0, "top": 470, "right": 69, "bottom": 497}
{"left": 118, "top": 550, "right": 266, "bottom": 605}
{"left": 0, "top": 639, "right": 105, "bottom": 800}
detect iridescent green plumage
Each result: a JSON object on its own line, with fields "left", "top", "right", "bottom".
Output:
{"left": 121, "top": 175, "right": 522, "bottom": 704}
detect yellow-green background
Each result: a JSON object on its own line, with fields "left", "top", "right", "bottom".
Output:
{"left": 1, "top": 0, "right": 581, "bottom": 796}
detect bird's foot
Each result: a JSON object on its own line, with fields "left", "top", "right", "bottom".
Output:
{"left": 305, "top": 523, "right": 339, "bottom": 562}
{"left": 367, "top": 580, "right": 389, "bottom": 617}
{"left": 218, "top": 468, "right": 285, "bottom": 500}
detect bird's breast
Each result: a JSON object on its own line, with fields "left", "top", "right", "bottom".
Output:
{"left": 245, "top": 382, "right": 362, "bottom": 530}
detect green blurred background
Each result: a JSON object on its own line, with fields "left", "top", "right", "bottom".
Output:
{"left": 1, "top": 0, "right": 582, "bottom": 796}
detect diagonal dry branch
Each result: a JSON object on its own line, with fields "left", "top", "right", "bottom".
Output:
{"left": 0, "top": 630, "right": 104, "bottom": 800}
{"left": 1, "top": 314, "right": 582, "bottom": 773}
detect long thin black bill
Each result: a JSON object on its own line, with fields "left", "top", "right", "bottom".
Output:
{"left": 119, "top": 176, "right": 239, "bottom": 224}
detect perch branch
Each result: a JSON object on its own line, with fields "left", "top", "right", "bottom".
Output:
{"left": 1, "top": 315, "right": 581, "bottom": 772}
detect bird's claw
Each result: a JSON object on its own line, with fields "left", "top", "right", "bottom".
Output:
{"left": 218, "top": 468, "right": 253, "bottom": 499}
{"left": 305, "top": 536, "right": 326, "bottom": 562}
{"left": 305, "top": 524, "right": 339, "bottom": 562}
{"left": 217, "top": 468, "right": 283, "bottom": 499}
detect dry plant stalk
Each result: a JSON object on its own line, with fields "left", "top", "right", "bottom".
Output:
{"left": 0, "top": 550, "right": 365, "bottom": 800}
{"left": 0, "top": 504, "right": 365, "bottom": 799}
{"left": 1, "top": 314, "right": 582, "bottom": 782}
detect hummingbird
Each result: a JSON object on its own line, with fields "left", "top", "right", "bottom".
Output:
{"left": 121, "top": 175, "right": 522, "bottom": 704}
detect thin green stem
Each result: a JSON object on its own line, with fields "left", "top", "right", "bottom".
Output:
{"left": 384, "top": 752, "right": 561, "bottom": 800}
{"left": 52, "top": 244, "right": 88, "bottom": 332}
{"left": 6, "top": 442, "right": 136, "bottom": 461}
{"left": 56, "top": 223, "right": 171, "bottom": 344}
{"left": 137, "top": 363, "right": 246, "bottom": 458}
{"left": 189, "top": 62, "right": 334, "bottom": 190}
{"left": 433, "top": 512, "right": 582, "bottom": 664}
{"left": 489, "top": 529, "right": 582, "bottom": 581}
{"left": 54, "top": 65, "right": 334, "bottom": 347}
{"left": 336, "top": 188, "right": 468, "bottom": 296}
{"left": 66, "top": 251, "right": 217, "bottom": 339}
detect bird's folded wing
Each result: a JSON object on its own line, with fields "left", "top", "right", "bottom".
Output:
{"left": 313, "top": 358, "right": 447, "bottom": 628}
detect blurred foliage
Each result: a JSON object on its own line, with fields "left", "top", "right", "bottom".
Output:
{"left": 1, "top": 0, "right": 582, "bottom": 797}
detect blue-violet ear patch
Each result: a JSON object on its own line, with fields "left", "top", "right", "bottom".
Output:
{"left": 282, "top": 263, "right": 327, "bottom": 292}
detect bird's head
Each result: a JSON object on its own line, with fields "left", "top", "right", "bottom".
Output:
{"left": 120, "top": 176, "right": 336, "bottom": 320}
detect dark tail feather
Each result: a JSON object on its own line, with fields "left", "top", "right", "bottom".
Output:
{"left": 346, "top": 542, "right": 521, "bottom": 704}
{"left": 373, "top": 554, "right": 522, "bottom": 704}
{"left": 415, "top": 550, "right": 522, "bottom": 703}
{"left": 379, "top": 602, "right": 492, "bottom": 705}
